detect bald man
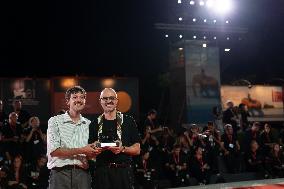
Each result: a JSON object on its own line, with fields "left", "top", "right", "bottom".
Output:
{"left": 89, "top": 88, "right": 140, "bottom": 189}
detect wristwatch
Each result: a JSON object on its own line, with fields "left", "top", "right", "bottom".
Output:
{"left": 122, "top": 146, "right": 126, "bottom": 153}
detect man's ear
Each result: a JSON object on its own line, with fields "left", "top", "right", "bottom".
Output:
{"left": 66, "top": 99, "right": 70, "bottom": 106}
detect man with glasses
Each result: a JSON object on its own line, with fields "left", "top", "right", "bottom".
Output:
{"left": 47, "top": 86, "right": 100, "bottom": 189}
{"left": 89, "top": 88, "right": 140, "bottom": 189}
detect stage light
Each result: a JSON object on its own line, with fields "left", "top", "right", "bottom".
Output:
{"left": 179, "top": 34, "right": 183, "bottom": 38}
{"left": 204, "top": 19, "right": 207, "bottom": 23}
{"left": 203, "top": 43, "right": 207, "bottom": 48}
{"left": 190, "top": 0, "right": 195, "bottom": 5}
{"left": 225, "top": 48, "right": 230, "bottom": 52}
{"left": 206, "top": 0, "right": 213, "bottom": 8}
{"left": 214, "top": 0, "right": 233, "bottom": 14}
{"left": 179, "top": 48, "right": 183, "bottom": 51}
{"left": 193, "top": 18, "right": 197, "bottom": 22}
{"left": 213, "top": 19, "right": 217, "bottom": 23}
{"left": 165, "top": 34, "right": 169, "bottom": 38}
{"left": 199, "top": 1, "right": 205, "bottom": 6}
{"left": 226, "top": 37, "right": 230, "bottom": 40}
{"left": 179, "top": 17, "right": 183, "bottom": 21}
{"left": 213, "top": 36, "right": 217, "bottom": 40}
{"left": 178, "top": 0, "right": 182, "bottom": 4}
{"left": 226, "top": 20, "right": 229, "bottom": 24}
{"left": 193, "top": 35, "right": 197, "bottom": 39}
{"left": 102, "top": 79, "right": 116, "bottom": 88}
{"left": 203, "top": 36, "right": 207, "bottom": 39}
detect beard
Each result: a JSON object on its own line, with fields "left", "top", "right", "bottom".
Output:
{"left": 102, "top": 102, "right": 116, "bottom": 113}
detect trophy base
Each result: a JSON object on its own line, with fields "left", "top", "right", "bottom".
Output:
{"left": 96, "top": 142, "right": 120, "bottom": 148}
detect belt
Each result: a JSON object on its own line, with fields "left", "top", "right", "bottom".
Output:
{"left": 108, "top": 163, "right": 131, "bottom": 168}
{"left": 51, "top": 165, "right": 86, "bottom": 171}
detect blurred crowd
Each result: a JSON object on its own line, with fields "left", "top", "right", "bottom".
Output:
{"left": 1, "top": 99, "right": 284, "bottom": 189}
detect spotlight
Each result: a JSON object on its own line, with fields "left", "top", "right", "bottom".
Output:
{"left": 199, "top": 1, "right": 205, "bottom": 6}
{"left": 203, "top": 43, "right": 207, "bottom": 48}
{"left": 193, "top": 18, "right": 197, "bottom": 22}
{"left": 203, "top": 36, "right": 207, "bottom": 39}
{"left": 226, "top": 20, "right": 229, "bottom": 24}
{"left": 165, "top": 34, "right": 169, "bottom": 38}
{"left": 179, "top": 34, "right": 183, "bottom": 38}
{"left": 226, "top": 37, "right": 230, "bottom": 40}
{"left": 225, "top": 48, "right": 230, "bottom": 52}
{"left": 204, "top": 19, "right": 207, "bottom": 23}
{"left": 206, "top": 0, "right": 213, "bottom": 8}
{"left": 178, "top": 0, "right": 182, "bottom": 4}
{"left": 179, "top": 17, "right": 183, "bottom": 21}
{"left": 190, "top": 0, "right": 195, "bottom": 5}
{"left": 179, "top": 48, "right": 183, "bottom": 51}
{"left": 213, "top": 19, "right": 217, "bottom": 23}
{"left": 214, "top": 0, "right": 233, "bottom": 14}
{"left": 193, "top": 35, "right": 197, "bottom": 39}
{"left": 213, "top": 36, "right": 217, "bottom": 40}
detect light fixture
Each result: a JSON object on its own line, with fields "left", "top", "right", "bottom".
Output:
{"left": 213, "top": 19, "right": 217, "bottom": 23}
{"left": 203, "top": 43, "right": 207, "bottom": 48}
{"left": 213, "top": 36, "right": 217, "bottom": 40}
{"left": 199, "top": 1, "right": 205, "bottom": 6}
{"left": 226, "top": 20, "right": 229, "bottom": 24}
{"left": 165, "top": 34, "right": 169, "bottom": 38}
{"left": 179, "top": 48, "right": 183, "bottom": 51}
{"left": 179, "top": 17, "right": 183, "bottom": 21}
{"left": 204, "top": 19, "right": 207, "bottom": 23}
{"left": 193, "top": 35, "right": 197, "bottom": 39}
{"left": 190, "top": 0, "right": 195, "bottom": 5}
{"left": 178, "top": 0, "right": 182, "bottom": 4}
{"left": 203, "top": 36, "right": 207, "bottom": 39}
{"left": 225, "top": 48, "right": 230, "bottom": 52}
{"left": 193, "top": 18, "right": 197, "bottom": 22}
{"left": 179, "top": 34, "right": 183, "bottom": 38}
{"left": 226, "top": 37, "right": 230, "bottom": 40}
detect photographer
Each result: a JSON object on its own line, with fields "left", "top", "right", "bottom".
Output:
{"left": 166, "top": 144, "right": 189, "bottom": 187}
{"left": 89, "top": 88, "right": 140, "bottom": 189}
{"left": 23, "top": 116, "right": 46, "bottom": 164}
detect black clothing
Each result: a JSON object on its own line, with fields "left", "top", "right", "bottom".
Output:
{"left": 89, "top": 113, "right": 140, "bottom": 189}
{"left": 1, "top": 122, "right": 23, "bottom": 157}
{"left": 89, "top": 115, "right": 140, "bottom": 166}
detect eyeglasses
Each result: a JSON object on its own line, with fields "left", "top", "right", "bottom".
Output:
{"left": 100, "top": 96, "right": 117, "bottom": 101}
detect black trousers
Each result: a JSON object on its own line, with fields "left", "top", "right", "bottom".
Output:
{"left": 95, "top": 166, "right": 135, "bottom": 189}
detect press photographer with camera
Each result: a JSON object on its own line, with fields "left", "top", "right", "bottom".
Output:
{"left": 89, "top": 88, "right": 140, "bottom": 189}
{"left": 23, "top": 116, "right": 46, "bottom": 164}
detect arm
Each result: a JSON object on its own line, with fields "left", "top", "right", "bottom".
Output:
{"left": 47, "top": 117, "right": 97, "bottom": 158}
{"left": 122, "top": 143, "right": 140, "bottom": 156}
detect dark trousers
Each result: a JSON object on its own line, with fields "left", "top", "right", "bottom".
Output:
{"left": 48, "top": 168, "right": 91, "bottom": 189}
{"left": 95, "top": 166, "right": 135, "bottom": 189}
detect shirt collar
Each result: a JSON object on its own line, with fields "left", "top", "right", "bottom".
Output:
{"left": 63, "top": 112, "right": 87, "bottom": 125}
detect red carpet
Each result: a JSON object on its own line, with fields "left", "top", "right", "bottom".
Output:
{"left": 233, "top": 184, "right": 284, "bottom": 189}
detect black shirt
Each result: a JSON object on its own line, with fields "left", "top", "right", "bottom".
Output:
{"left": 89, "top": 114, "right": 140, "bottom": 167}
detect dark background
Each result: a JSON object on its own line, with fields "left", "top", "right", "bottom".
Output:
{"left": 1, "top": 0, "right": 284, "bottom": 113}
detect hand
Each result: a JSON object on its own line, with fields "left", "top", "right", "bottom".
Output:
{"left": 108, "top": 146, "right": 123, "bottom": 154}
{"left": 81, "top": 144, "right": 101, "bottom": 157}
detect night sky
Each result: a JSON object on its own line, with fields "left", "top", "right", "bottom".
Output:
{"left": 1, "top": 0, "right": 284, "bottom": 111}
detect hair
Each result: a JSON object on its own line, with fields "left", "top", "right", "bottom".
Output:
{"left": 147, "top": 109, "right": 157, "bottom": 116}
{"left": 65, "top": 86, "right": 86, "bottom": 100}
{"left": 207, "top": 121, "right": 214, "bottom": 126}
{"left": 29, "top": 116, "right": 40, "bottom": 126}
